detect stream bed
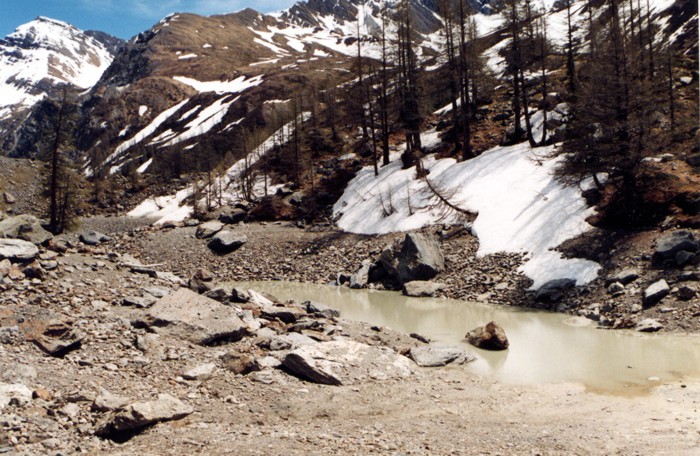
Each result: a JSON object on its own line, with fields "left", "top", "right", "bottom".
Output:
{"left": 234, "top": 281, "right": 700, "bottom": 393}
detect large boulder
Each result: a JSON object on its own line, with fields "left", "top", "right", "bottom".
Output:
{"left": 0, "top": 239, "right": 39, "bottom": 261}
{"left": 207, "top": 231, "right": 247, "bottom": 254}
{"left": 409, "top": 345, "right": 475, "bottom": 367}
{"left": 379, "top": 233, "right": 445, "bottom": 284}
{"left": 143, "top": 288, "right": 249, "bottom": 345}
{"left": 195, "top": 221, "right": 224, "bottom": 239}
{"left": 653, "top": 231, "right": 699, "bottom": 264}
{"left": 95, "top": 394, "right": 192, "bottom": 439}
{"left": 642, "top": 279, "right": 670, "bottom": 308}
{"left": 0, "top": 215, "right": 52, "bottom": 245}
{"left": 282, "top": 339, "right": 414, "bottom": 385}
{"left": 534, "top": 278, "right": 576, "bottom": 302}
{"left": 219, "top": 208, "right": 248, "bottom": 224}
{"left": 465, "top": 322, "right": 509, "bottom": 351}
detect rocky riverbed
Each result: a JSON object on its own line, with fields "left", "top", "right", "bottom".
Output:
{"left": 0, "top": 215, "right": 699, "bottom": 454}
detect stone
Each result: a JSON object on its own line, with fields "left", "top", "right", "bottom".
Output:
{"left": 230, "top": 287, "right": 251, "bottom": 303}
{"left": 675, "top": 250, "right": 695, "bottom": 266}
{"left": 182, "top": 363, "right": 216, "bottom": 381}
{"left": 643, "top": 279, "right": 670, "bottom": 308}
{"left": 93, "top": 389, "right": 131, "bottom": 412}
{"left": 220, "top": 353, "right": 259, "bottom": 375}
{"left": 95, "top": 394, "right": 193, "bottom": 439}
{"left": 349, "top": 261, "right": 370, "bottom": 289}
{"left": 0, "top": 239, "right": 39, "bottom": 261}
{"left": 535, "top": 279, "right": 576, "bottom": 302}
{"left": 3, "top": 192, "right": 15, "bottom": 204}
{"left": 0, "top": 214, "right": 52, "bottom": 245}
{"left": 79, "top": 231, "right": 111, "bottom": 246}
{"left": 288, "top": 192, "right": 304, "bottom": 206}
{"left": 32, "top": 321, "right": 85, "bottom": 357}
{"left": 304, "top": 300, "right": 340, "bottom": 318}
{"left": 465, "top": 322, "right": 509, "bottom": 351}
{"left": 204, "top": 287, "right": 231, "bottom": 302}
{"left": 607, "top": 282, "right": 625, "bottom": 296}
{"left": 268, "top": 333, "right": 317, "bottom": 351}
{"left": 403, "top": 281, "right": 446, "bottom": 297}
{"left": 219, "top": 208, "right": 248, "bottom": 224}
{"left": 261, "top": 304, "right": 307, "bottom": 324}
{"left": 653, "top": 231, "right": 699, "bottom": 263}
{"left": 0, "top": 383, "right": 33, "bottom": 410}
{"left": 409, "top": 345, "right": 476, "bottom": 367}
{"left": 144, "top": 288, "right": 249, "bottom": 345}
{"left": 606, "top": 268, "right": 639, "bottom": 286}
{"left": 678, "top": 285, "right": 696, "bottom": 301}
{"left": 0, "top": 258, "right": 10, "bottom": 277}
{"left": 678, "top": 271, "right": 700, "bottom": 282}
{"left": 636, "top": 318, "right": 664, "bottom": 332}
{"left": 379, "top": 233, "right": 445, "bottom": 284}
{"left": 282, "top": 339, "right": 414, "bottom": 385}
{"left": 143, "top": 287, "right": 170, "bottom": 298}
{"left": 122, "top": 296, "right": 156, "bottom": 309}
{"left": 207, "top": 231, "right": 247, "bottom": 254}
{"left": 189, "top": 268, "right": 214, "bottom": 293}
{"left": 195, "top": 221, "right": 224, "bottom": 239}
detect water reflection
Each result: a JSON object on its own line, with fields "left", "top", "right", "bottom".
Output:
{"left": 233, "top": 281, "right": 700, "bottom": 393}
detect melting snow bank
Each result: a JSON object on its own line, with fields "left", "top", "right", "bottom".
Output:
{"left": 333, "top": 142, "right": 601, "bottom": 289}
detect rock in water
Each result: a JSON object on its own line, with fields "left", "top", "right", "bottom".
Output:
{"left": 409, "top": 345, "right": 475, "bottom": 367}
{"left": 195, "top": 221, "right": 224, "bottom": 239}
{"left": 282, "top": 340, "right": 414, "bottom": 385}
{"left": 636, "top": 319, "right": 664, "bottom": 332}
{"left": 465, "top": 322, "right": 509, "bottom": 351}
{"left": 0, "top": 239, "right": 39, "bottom": 261}
{"left": 643, "top": 279, "right": 670, "bottom": 308}
{"left": 95, "top": 394, "right": 192, "bottom": 440}
{"left": 535, "top": 278, "right": 576, "bottom": 302}
{"left": 380, "top": 233, "right": 445, "bottom": 284}
{"left": 403, "top": 281, "right": 446, "bottom": 297}
{"left": 0, "top": 214, "right": 52, "bottom": 245}
{"left": 207, "top": 231, "right": 247, "bottom": 254}
{"left": 143, "top": 288, "right": 249, "bottom": 345}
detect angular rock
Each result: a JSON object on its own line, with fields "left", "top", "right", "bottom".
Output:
{"left": 122, "top": 296, "right": 156, "bottom": 309}
{"left": 409, "top": 345, "right": 476, "bottom": 367}
{"left": 268, "top": 333, "right": 317, "bottom": 351}
{"left": 675, "top": 250, "right": 695, "bottom": 266}
{"left": 465, "top": 322, "right": 509, "bottom": 351}
{"left": 403, "top": 280, "right": 446, "bottom": 297}
{"left": 607, "top": 281, "right": 625, "bottom": 296}
{"left": 653, "top": 231, "right": 699, "bottom": 263}
{"left": 195, "top": 221, "right": 224, "bottom": 239}
{"left": 3, "top": 192, "right": 15, "bottom": 204}
{"left": 79, "top": 230, "right": 111, "bottom": 246}
{"left": 95, "top": 394, "right": 192, "bottom": 439}
{"left": 182, "top": 363, "right": 216, "bottom": 381}
{"left": 606, "top": 268, "right": 640, "bottom": 286}
{"left": 230, "top": 287, "right": 251, "bottom": 303}
{"left": 305, "top": 300, "right": 340, "bottom": 318}
{"left": 0, "top": 239, "right": 39, "bottom": 261}
{"left": 0, "top": 383, "right": 33, "bottom": 410}
{"left": 219, "top": 208, "right": 248, "bottom": 224}
{"left": 349, "top": 261, "right": 370, "bottom": 289}
{"left": 261, "top": 304, "right": 306, "bottom": 324}
{"left": 93, "top": 389, "right": 131, "bottom": 412}
{"left": 33, "top": 321, "right": 85, "bottom": 357}
{"left": 535, "top": 278, "right": 576, "bottom": 302}
{"left": 678, "top": 285, "right": 696, "bottom": 301}
{"left": 207, "top": 231, "right": 247, "bottom": 254}
{"left": 0, "top": 214, "right": 52, "bottom": 245}
{"left": 220, "top": 353, "right": 260, "bottom": 375}
{"left": 282, "top": 339, "right": 414, "bottom": 385}
{"left": 636, "top": 318, "right": 664, "bottom": 332}
{"left": 144, "top": 288, "right": 249, "bottom": 345}
{"left": 380, "top": 233, "right": 445, "bottom": 284}
{"left": 204, "top": 287, "right": 231, "bottom": 302}
{"left": 643, "top": 279, "right": 670, "bottom": 308}
{"left": 0, "top": 258, "right": 10, "bottom": 277}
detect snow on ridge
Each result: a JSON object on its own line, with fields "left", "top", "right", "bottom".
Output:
{"left": 157, "top": 95, "right": 240, "bottom": 147}
{"left": 333, "top": 142, "right": 600, "bottom": 289}
{"left": 173, "top": 75, "right": 264, "bottom": 94}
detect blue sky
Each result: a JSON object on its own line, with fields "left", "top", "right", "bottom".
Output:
{"left": 0, "top": 0, "right": 296, "bottom": 40}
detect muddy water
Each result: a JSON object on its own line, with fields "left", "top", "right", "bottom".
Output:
{"left": 235, "top": 281, "right": 700, "bottom": 393}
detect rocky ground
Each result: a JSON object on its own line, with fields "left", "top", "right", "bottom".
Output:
{"left": 0, "top": 215, "right": 699, "bottom": 455}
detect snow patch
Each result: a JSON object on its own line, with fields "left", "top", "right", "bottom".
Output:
{"left": 173, "top": 75, "right": 264, "bottom": 94}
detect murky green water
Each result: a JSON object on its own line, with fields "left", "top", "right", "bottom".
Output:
{"left": 234, "top": 281, "right": 700, "bottom": 393}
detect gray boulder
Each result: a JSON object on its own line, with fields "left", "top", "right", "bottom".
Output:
{"left": 465, "top": 321, "right": 509, "bottom": 351}
{"left": 144, "top": 288, "right": 249, "bottom": 345}
{"left": 207, "top": 231, "right": 247, "bottom": 254}
{"left": 349, "top": 261, "right": 371, "bottom": 289}
{"left": 219, "top": 208, "right": 248, "bottom": 224}
{"left": 95, "top": 394, "right": 192, "bottom": 439}
{"left": 181, "top": 363, "right": 216, "bottom": 381}
{"left": 0, "top": 215, "right": 52, "bottom": 245}
{"left": 535, "top": 278, "right": 576, "bottom": 302}
{"left": 403, "top": 280, "right": 446, "bottom": 297}
{"left": 92, "top": 389, "right": 131, "bottom": 412}
{"left": 79, "top": 230, "right": 111, "bottom": 246}
{"left": 653, "top": 231, "right": 699, "bottom": 263}
{"left": 409, "top": 345, "right": 475, "bottom": 367}
{"left": 282, "top": 340, "right": 414, "bottom": 385}
{"left": 0, "top": 239, "right": 39, "bottom": 261}
{"left": 380, "top": 233, "right": 445, "bottom": 284}
{"left": 636, "top": 318, "right": 664, "bottom": 332}
{"left": 642, "top": 279, "right": 670, "bottom": 308}
{"left": 606, "top": 268, "right": 640, "bottom": 286}
{"left": 305, "top": 300, "right": 340, "bottom": 318}
{"left": 195, "top": 221, "right": 224, "bottom": 239}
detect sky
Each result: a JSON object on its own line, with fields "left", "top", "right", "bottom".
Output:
{"left": 0, "top": 0, "right": 297, "bottom": 40}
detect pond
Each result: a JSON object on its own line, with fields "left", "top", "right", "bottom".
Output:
{"left": 233, "top": 281, "right": 700, "bottom": 394}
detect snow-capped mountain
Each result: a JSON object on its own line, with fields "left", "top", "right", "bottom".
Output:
{"left": 0, "top": 17, "right": 122, "bottom": 157}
